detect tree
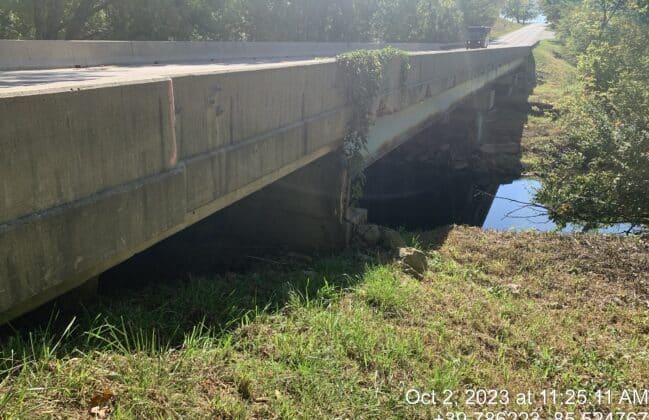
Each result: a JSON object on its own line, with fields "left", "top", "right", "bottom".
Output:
{"left": 415, "top": 0, "right": 464, "bottom": 42}
{"left": 534, "top": 0, "right": 649, "bottom": 231}
{"left": 0, "top": 0, "right": 502, "bottom": 43}
{"left": 0, "top": 0, "right": 31, "bottom": 38}
{"left": 502, "top": 0, "right": 540, "bottom": 23}
{"left": 535, "top": 82, "right": 649, "bottom": 230}
{"left": 0, "top": 0, "right": 112, "bottom": 39}
{"left": 538, "top": 0, "right": 581, "bottom": 23}
{"left": 457, "top": 0, "right": 503, "bottom": 26}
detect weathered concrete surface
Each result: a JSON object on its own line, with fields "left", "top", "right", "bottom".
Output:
{"left": 181, "top": 151, "right": 352, "bottom": 253}
{"left": 0, "top": 25, "right": 546, "bottom": 323}
{"left": 0, "top": 39, "right": 459, "bottom": 71}
{"left": 0, "top": 169, "right": 187, "bottom": 322}
{"left": 0, "top": 79, "right": 177, "bottom": 225}
{"left": 364, "top": 48, "right": 528, "bottom": 166}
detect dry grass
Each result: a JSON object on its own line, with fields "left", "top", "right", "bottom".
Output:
{"left": 441, "top": 227, "right": 649, "bottom": 304}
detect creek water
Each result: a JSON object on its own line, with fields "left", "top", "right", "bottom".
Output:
{"left": 483, "top": 178, "right": 554, "bottom": 231}
{"left": 361, "top": 167, "right": 636, "bottom": 235}
{"left": 483, "top": 178, "right": 635, "bottom": 234}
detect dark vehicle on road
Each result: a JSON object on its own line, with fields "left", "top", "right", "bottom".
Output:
{"left": 466, "top": 26, "right": 491, "bottom": 49}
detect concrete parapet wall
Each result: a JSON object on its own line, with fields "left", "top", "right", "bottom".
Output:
{"left": 0, "top": 40, "right": 461, "bottom": 71}
{"left": 0, "top": 79, "right": 177, "bottom": 225}
{"left": 173, "top": 61, "right": 346, "bottom": 159}
{"left": 0, "top": 168, "right": 187, "bottom": 322}
{"left": 0, "top": 45, "right": 532, "bottom": 323}
{"left": 172, "top": 61, "right": 350, "bottom": 216}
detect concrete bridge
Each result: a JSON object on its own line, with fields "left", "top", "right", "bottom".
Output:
{"left": 0, "top": 24, "right": 549, "bottom": 323}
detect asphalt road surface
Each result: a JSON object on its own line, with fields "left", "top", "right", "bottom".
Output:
{"left": 0, "top": 23, "right": 552, "bottom": 96}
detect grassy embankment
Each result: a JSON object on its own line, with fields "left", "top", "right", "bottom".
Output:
{"left": 490, "top": 18, "right": 524, "bottom": 38}
{"left": 521, "top": 39, "right": 576, "bottom": 173}
{"left": 1, "top": 228, "right": 647, "bottom": 418}
{"left": 2, "top": 40, "right": 646, "bottom": 419}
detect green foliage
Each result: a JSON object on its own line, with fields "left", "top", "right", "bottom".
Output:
{"left": 337, "top": 47, "right": 410, "bottom": 200}
{"left": 0, "top": 0, "right": 502, "bottom": 41}
{"left": 360, "top": 265, "right": 419, "bottom": 316}
{"left": 501, "top": 0, "right": 541, "bottom": 23}
{"left": 369, "top": 0, "right": 465, "bottom": 42}
{"left": 536, "top": 90, "right": 649, "bottom": 229}
{"left": 457, "top": 0, "right": 503, "bottom": 26}
{"left": 0, "top": 0, "right": 31, "bottom": 38}
{"left": 415, "top": 0, "right": 465, "bottom": 42}
{"left": 0, "top": 0, "right": 234, "bottom": 40}
{"left": 534, "top": 0, "right": 649, "bottom": 231}
{"left": 538, "top": 0, "right": 581, "bottom": 23}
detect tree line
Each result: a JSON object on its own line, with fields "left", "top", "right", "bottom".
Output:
{"left": 0, "top": 0, "right": 515, "bottom": 43}
{"left": 534, "top": 0, "right": 649, "bottom": 231}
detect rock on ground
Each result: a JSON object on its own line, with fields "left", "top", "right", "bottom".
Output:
{"left": 381, "top": 228, "right": 407, "bottom": 249}
{"left": 357, "top": 224, "right": 382, "bottom": 246}
{"left": 398, "top": 247, "right": 428, "bottom": 279}
{"left": 356, "top": 224, "right": 407, "bottom": 249}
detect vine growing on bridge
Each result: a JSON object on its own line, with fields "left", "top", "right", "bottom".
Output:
{"left": 336, "top": 47, "right": 410, "bottom": 201}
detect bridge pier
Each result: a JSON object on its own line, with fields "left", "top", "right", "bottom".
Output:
{"left": 423, "top": 87, "right": 496, "bottom": 170}
{"left": 466, "top": 88, "right": 496, "bottom": 146}
{"left": 474, "top": 54, "right": 536, "bottom": 175}
{"left": 494, "top": 53, "right": 537, "bottom": 103}
{"left": 217, "top": 151, "right": 352, "bottom": 252}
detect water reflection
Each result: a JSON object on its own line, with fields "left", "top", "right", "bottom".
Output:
{"left": 482, "top": 179, "right": 551, "bottom": 231}
{"left": 362, "top": 169, "right": 636, "bottom": 234}
{"left": 361, "top": 163, "right": 510, "bottom": 230}
{"left": 484, "top": 179, "right": 637, "bottom": 234}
